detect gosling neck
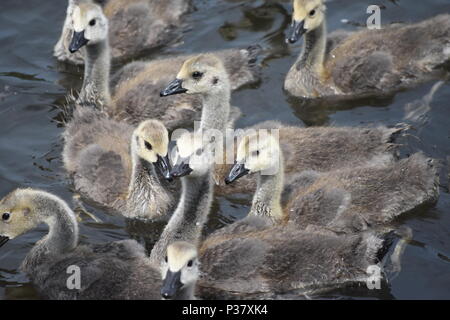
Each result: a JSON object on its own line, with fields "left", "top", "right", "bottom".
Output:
{"left": 174, "top": 284, "right": 196, "bottom": 300}
{"left": 295, "top": 20, "right": 327, "bottom": 75}
{"left": 200, "top": 85, "right": 231, "bottom": 133}
{"left": 22, "top": 192, "right": 78, "bottom": 272}
{"left": 250, "top": 155, "right": 285, "bottom": 222}
{"left": 127, "top": 142, "right": 174, "bottom": 219}
{"left": 79, "top": 40, "right": 111, "bottom": 107}
{"left": 150, "top": 171, "right": 213, "bottom": 264}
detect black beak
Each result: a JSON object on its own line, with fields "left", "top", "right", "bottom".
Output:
{"left": 160, "top": 79, "right": 188, "bottom": 97}
{"left": 286, "top": 20, "right": 306, "bottom": 44}
{"left": 69, "top": 30, "right": 89, "bottom": 53}
{"left": 0, "top": 236, "right": 9, "bottom": 248}
{"left": 156, "top": 155, "right": 173, "bottom": 182}
{"left": 170, "top": 160, "right": 193, "bottom": 179}
{"left": 225, "top": 162, "right": 249, "bottom": 185}
{"left": 161, "top": 270, "right": 183, "bottom": 300}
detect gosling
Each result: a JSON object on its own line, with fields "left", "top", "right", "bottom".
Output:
{"left": 54, "top": 0, "right": 192, "bottom": 65}
{"left": 225, "top": 131, "right": 439, "bottom": 232}
{"left": 285, "top": 0, "right": 450, "bottom": 99}
{"left": 149, "top": 131, "right": 216, "bottom": 265}
{"left": 0, "top": 189, "right": 197, "bottom": 300}
{"left": 63, "top": 110, "right": 177, "bottom": 221}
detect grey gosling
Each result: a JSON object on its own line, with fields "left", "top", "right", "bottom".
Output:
{"left": 285, "top": 0, "right": 450, "bottom": 98}
{"left": 66, "top": 2, "right": 260, "bottom": 130}
{"left": 225, "top": 131, "right": 440, "bottom": 233}
{"left": 55, "top": 0, "right": 192, "bottom": 65}
{"left": 160, "top": 54, "right": 407, "bottom": 197}
{"left": 151, "top": 132, "right": 217, "bottom": 300}
{"left": 63, "top": 110, "right": 177, "bottom": 221}
{"left": 0, "top": 189, "right": 198, "bottom": 300}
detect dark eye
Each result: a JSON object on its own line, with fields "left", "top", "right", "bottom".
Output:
{"left": 195, "top": 148, "right": 202, "bottom": 156}
{"left": 165, "top": 256, "right": 168, "bottom": 263}
{"left": 89, "top": 19, "right": 96, "bottom": 26}
{"left": 2, "top": 213, "right": 10, "bottom": 221}
{"left": 309, "top": 9, "right": 316, "bottom": 17}
{"left": 252, "top": 150, "right": 260, "bottom": 157}
{"left": 145, "top": 141, "right": 153, "bottom": 151}
{"left": 187, "top": 260, "right": 193, "bottom": 267}
{"left": 192, "top": 71, "right": 203, "bottom": 80}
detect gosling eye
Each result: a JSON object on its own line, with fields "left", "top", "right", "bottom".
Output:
{"left": 89, "top": 19, "right": 96, "bottom": 26}
{"left": 192, "top": 71, "right": 203, "bottom": 80}
{"left": 252, "top": 150, "right": 260, "bottom": 157}
{"left": 165, "top": 256, "right": 168, "bottom": 263}
{"left": 187, "top": 260, "right": 193, "bottom": 267}
{"left": 2, "top": 213, "right": 10, "bottom": 221}
{"left": 195, "top": 148, "right": 203, "bottom": 156}
{"left": 144, "top": 141, "right": 153, "bottom": 151}
{"left": 309, "top": 9, "right": 316, "bottom": 17}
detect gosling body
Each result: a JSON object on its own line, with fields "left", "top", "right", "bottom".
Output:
{"left": 285, "top": 153, "right": 440, "bottom": 233}
{"left": 197, "top": 226, "right": 385, "bottom": 299}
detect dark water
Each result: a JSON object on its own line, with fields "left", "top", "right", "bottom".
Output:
{"left": 0, "top": 0, "right": 449, "bottom": 299}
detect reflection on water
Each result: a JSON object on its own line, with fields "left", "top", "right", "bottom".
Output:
{"left": 0, "top": 0, "right": 449, "bottom": 299}
{"left": 287, "top": 94, "right": 397, "bottom": 126}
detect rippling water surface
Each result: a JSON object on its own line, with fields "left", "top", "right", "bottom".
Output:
{"left": 0, "top": 0, "right": 449, "bottom": 299}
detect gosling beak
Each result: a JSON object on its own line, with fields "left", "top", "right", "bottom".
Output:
{"left": 69, "top": 30, "right": 89, "bottom": 53}
{"left": 170, "top": 160, "right": 193, "bottom": 179}
{"left": 225, "top": 162, "right": 249, "bottom": 185}
{"left": 156, "top": 155, "right": 173, "bottom": 182}
{"left": 0, "top": 236, "right": 9, "bottom": 248}
{"left": 161, "top": 270, "right": 183, "bottom": 300}
{"left": 160, "top": 79, "right": 187, "bottom": 97}
{"left": 286, "top": 20, "right": 306, "bottom": 44}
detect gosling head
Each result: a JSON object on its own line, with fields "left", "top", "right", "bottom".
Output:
{"left": 132, "top": 120, "right": 172, "bottom": 182}
{"left": 161, "top": 241, "right": 199, "bottom": 300}
{"left": 169, "top": 131, "right": 216, "bottom": 179}
{"left": 0, "top": 189, "right": 70, "bottom": 247}
{"left": 225, "top": 132, "right": 281, "bottom": 184}
{"left": 287, "top": 0, "right": 326, "bottom": 44}
{"left": 160, "top": 54, "right": 229, "bottom": 97}
{"left": 69, "top": 1, "right": 108, "bottom": 53}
